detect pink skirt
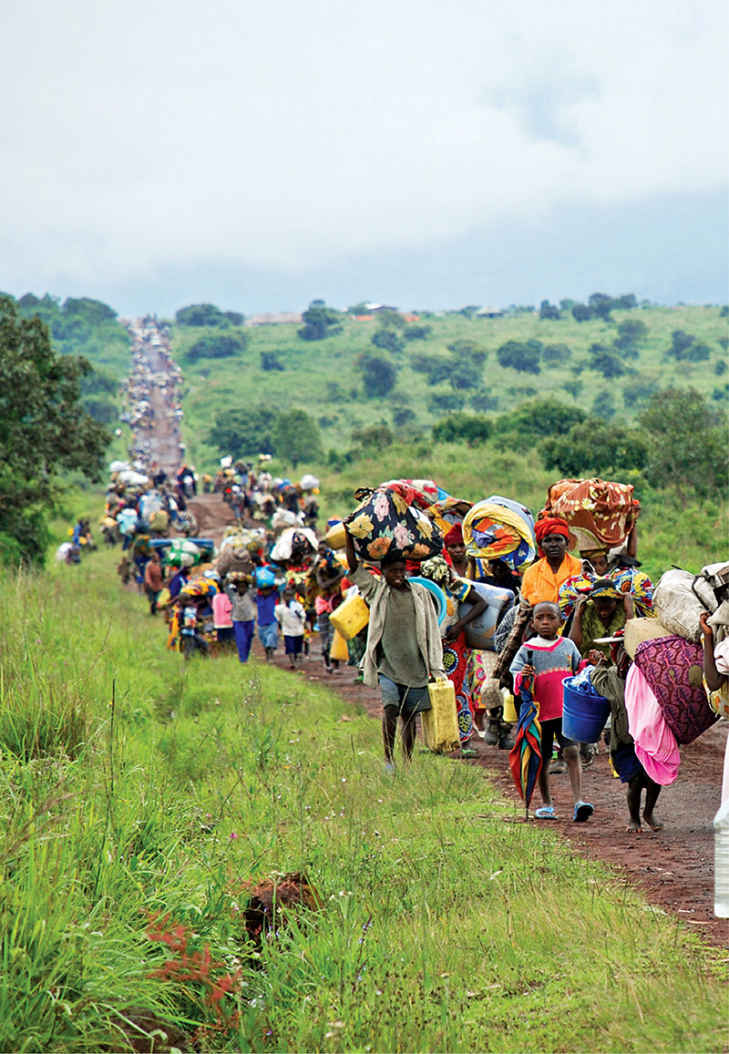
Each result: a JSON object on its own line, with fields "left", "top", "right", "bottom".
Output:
{"left": 624, "top": 664, "right": 681, "bottom": 785}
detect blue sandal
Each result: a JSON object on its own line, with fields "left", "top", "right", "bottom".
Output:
{"left": 535, "top": 805, "right": 556, "bottom": 819}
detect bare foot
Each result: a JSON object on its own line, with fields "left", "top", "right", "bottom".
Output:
{"left": 627, "top": 820, "right": 642, "bottom": 833}
{"left": 643, "top": 813, "right": 664, "bottom": 831}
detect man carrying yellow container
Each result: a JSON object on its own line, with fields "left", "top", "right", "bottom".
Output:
{"left": 344, "top": 530, "right": 446, "bottom": 771}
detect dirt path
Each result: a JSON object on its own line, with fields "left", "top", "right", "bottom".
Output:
{"left": 263, "top": 641, "right": 728, "bottom": 948}
{"left": 129, "top": 331, "right": 728, "bottom": 949}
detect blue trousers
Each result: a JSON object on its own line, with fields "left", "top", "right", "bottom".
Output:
{"left": 234, "top": 619, "right": 255, "bottom": 663}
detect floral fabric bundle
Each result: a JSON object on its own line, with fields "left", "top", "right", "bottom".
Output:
{"left": 344, "top": 487, "right": 443, "bottom": 562}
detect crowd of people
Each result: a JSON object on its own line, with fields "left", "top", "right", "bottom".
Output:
{"left": 73, "top": 321, "right": 729, "bottom": 840}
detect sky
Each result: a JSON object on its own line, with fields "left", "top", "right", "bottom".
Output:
{"left": 2, "top": 0, "right": 726, "bottom": 315}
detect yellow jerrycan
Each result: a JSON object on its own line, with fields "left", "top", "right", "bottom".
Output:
{"left": 422, "top": 679, "right": 460, "bottom": 753}
{"left": 330, "top": 591, "right": 369, "bottom": 641}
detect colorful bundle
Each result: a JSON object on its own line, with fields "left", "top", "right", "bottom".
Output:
{"left": 462, "top": 496, "right": 536, "bottom": 571}
{"left": 378, "top": 478, "right": 447, "bottom": 510}
{"left": 541, "top": 478, "right": 639, "bottom": 551}
{"left": 425, "top": 497, "right": 473, "bottom": 535}
{"left": 344, "top": 487, "right": 443, "bottom": 562}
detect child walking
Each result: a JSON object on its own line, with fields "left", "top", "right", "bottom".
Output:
{"left": 275, "top": 586, "right": 307, "bottom": 668}
{"left": 510, "top": 602, "right": 594, "bottom": 822}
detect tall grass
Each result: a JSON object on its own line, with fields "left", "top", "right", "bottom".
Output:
{"left": 0, "top": 547, "right": 725, "bottom": 1051}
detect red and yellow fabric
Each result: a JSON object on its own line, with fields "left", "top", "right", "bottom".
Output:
{"left": 540, "top": 478, "right": 639, "bottom": 550}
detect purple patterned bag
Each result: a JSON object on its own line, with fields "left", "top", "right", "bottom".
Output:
{"left": 633, "top": 635, "right": 718, "bottom": 745}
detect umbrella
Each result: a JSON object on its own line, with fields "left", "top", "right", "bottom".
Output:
{"left": 509, "top": 652, "right": 543, "bottom": 817}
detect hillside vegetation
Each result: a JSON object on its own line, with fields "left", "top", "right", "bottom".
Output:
{"left": 174, "top": 300, "right": 728, "bottom": 469}
{"left": 0, "top": 545, "right": 726, "bottom": 1051}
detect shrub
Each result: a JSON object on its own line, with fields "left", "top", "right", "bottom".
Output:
{"left": 186, "top": 332, "right": 248, "bottom": 361}
{"left": 357, "top": 353, "right": 397, "bottom": 397}
{"left": 403, "top": 324, "right": 432, "bottom": 340}
{"left": 261, "top": 351, "right": 285, "bottom": 371}
{"left": 469, "top": 391, "right": 499, "bottom": 412}
{"left": 175, "top": 303, "right": 230, "bottom": 327}
{"left": 433, "top": 412, "right": 491, "bottom": 445}
{"left": 496, "top": 340, "right": 541, "bottom": 373}
{"left": 541, "top": 418, "right": 648, "bottom": 476}
{"left": 372, "top": 328, "right": 405, "bottom": 354}
{"left": 714, "top": 358, "right": 728, "bottom": 375}
{"left": 542, "top": 343, "right": 571, "bottom": 363}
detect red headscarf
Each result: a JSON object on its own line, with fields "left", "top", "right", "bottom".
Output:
{"left": 444, "top": 523, "right": 464, "bottom": 547}
{"left": 534, "top": 516, "right": 570, "bottom": 546}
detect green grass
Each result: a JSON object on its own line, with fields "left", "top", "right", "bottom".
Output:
{"left": 175, "top": 305, "right": 728, "bottom": 466}
{"left": 0, "top": 544, "right": 725, "bottom": 1051}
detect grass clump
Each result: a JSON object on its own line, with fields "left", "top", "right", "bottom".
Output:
{"left": 0, "top": 546, "right": 725, "bottom": 1051}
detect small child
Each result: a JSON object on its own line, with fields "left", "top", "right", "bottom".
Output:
{"left": 510, "top": 601, "right": 594, "bottom": 822}
{"left": 275, "top": 587, "right": 307, "bottom": 668}
{"left": 212, "top": 587, "right": 235, "bottom": 649}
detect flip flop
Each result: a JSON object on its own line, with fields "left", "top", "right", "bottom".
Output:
{"left": 535, "top": 805, "right": 556, "bottom": 819}
{"left": 460, "top": 748, "right": 479, "bottom": 759}
{"left": 573, "top": 801, "right": 594, "bottom": 823}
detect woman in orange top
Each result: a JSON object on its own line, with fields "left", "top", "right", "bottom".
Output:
{"left": 521, "top": 517, "right": 581, "bottom": 606}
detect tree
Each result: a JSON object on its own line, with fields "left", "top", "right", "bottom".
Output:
{"left": 614, "top": 318, "right": 648, "bottom": 352}
{"left": 186, "top": 332, "right": 247, "bottom": 361}
{"left": 62, "top": 297, "right": 117, "bottom": 324}
{"left": 540, "top": 418, "right": 648, "bottom": 477}
{"left": 539, "top": 299, "right": 561, "bottom": 320}
{"left": 505, "top": 397, "right": 586, "bottom": 438}
{"left": 357, "top": 353, "right": 397, "bottom": 397}
{"left": 0, "top": 297, "right": 109, "bottom": 563}
{"left": 714, "top": 358, "right": 728, "bottom": 376}
{"left": 496, "top": 340, "right": 541, "bottom": 373}
{"left": 432, "top": 413, "right": 491, "bottom": 445}
{"left": 224, "top": 310, "right": 245, "bottom": 326}
{"left": 392, "top": 405, "right": 416, "bottom": 426}
{"left": 592, "top": 390, "right": 616, "bottom": 419}
{"left": 209, "top": 407, "right": 277, "bottom": 458}
{"left": 351, "top": 423, "right": 394, "bottom": 450}
{"left": 273, "top": 409, "right": 323, "bottom": 466}
{"left": 589, "top": 345, "right": 626, "bottom": 378}
{"left": 372, "top": 328, "right": 405, "bottom": 354}
{"left": 561, "top": 379, "right": 583, "bottom": 399}
{"left": 298, "top": 301, "right": 343, "bottom": 341}
{"left": 261, "top": 351, "right": 285, "bottom": 371}
{"left": 667, "top": 330, "right": 696, "bottom": 360}
{"left": 622, "top": 378, "right": 659, "bottom": 408}
{"left": 542, "top": 343, "right": 571, "bottom": 364}
{"left": 447, "top": 339, "right": 487, "bottom": 364}
{"left": 175, "top": 303, "right": 229, "bottom": 327}
{"left": 571, "top": 303, "right": 592, "bottom": 323}
{"left": 685, "top": 342, "right": 710, "bottom": 362}
{"left": 639, "top": 389, "right": 727, "bottom": 502}
{"left": 588, "top": 292, "right": 615, "bottom": 321}
{"left": 403, "top": 324, "right": 432, "bottom": 340}
{"left": 469, "top": 391, "right": 499, "bottom": 412}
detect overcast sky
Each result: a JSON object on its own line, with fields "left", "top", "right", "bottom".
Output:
{"left": 2, "top": 0, "right": 726, "bottom": 314}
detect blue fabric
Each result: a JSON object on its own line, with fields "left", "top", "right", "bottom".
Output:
{"left": 234, "top": 619, "right": 255, "bottom": 663}
{"left": 258, "top": 622, "right": 278, "bottom": 650}
{"left": 378, "top": 676, "right": 430, "bottom": 716}
{"left": 284, "top": 634, "right": 303, "bottom": 655}
{"left": 256, "top": 592, "right": 277, "bottom": 624}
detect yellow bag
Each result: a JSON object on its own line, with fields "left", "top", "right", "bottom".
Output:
{"left": 422, "top": 679, "right": 460, "bottom": 753}
{"left": 329, "top": 629, "right": 349, "bottom": 663}
{"left": 325, "top": 522, "right": 347, "bottom": 550}
{"left": 329, "top": 591, "right": 369, "bottom": 640}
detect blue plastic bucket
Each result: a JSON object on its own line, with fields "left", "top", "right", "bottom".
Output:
{"left": 562, "top": 674, "right": 610, "bottom": 742}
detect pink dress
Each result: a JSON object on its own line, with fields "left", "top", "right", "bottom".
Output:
{"left": 624, "top": 664, "right": 681, "bottom": 785}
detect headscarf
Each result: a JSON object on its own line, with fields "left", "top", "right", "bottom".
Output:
{"left": 590, "top": 578, "right": 621, "bottom": 600}
{"left": 534, "top": 516, "right": 570, "bottom": 546}
{"left": 444, "top": 523, "right": 464, "bottom": 547}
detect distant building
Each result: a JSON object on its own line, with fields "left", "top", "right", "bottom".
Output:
{"left": 245, "top": 312, "right": 303, "bottom": 326}
{"left": 476, "top": 306, "right": 504, "bottom": 319}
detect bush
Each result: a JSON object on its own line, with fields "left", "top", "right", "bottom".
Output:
{"left": 403, "top": 324, "right": 432, "bottom": 340}
{"left": 357, "top": 353, "right": 397, "bottom": 397}
{"left": 496, "top": 340, "right": 541, "bottom": 373}
{"left": 432, "top": 412, "right": 491, "bottom": 445}
{"left": 175, "top": 303, "right": 230, "bottom": 327}
{"left": 541, "top": 418, "right": 648, "bottom": 476}
{"left": 261, "top": 351, "right": 285, "bottom": 371}
{"left": 622, "top": 379, "right": 659, "bottom": 407}
{"left": 447, "top": 339, "right": 487, "bottom": 364}
{"left": 589, "top": 345, "right": 625, "bottom": 378}
{"left": 298, "top": 301, "right": 343, "bottom": 340}
{"left": 351, "top": 423, "right": 394, "bottom": 450}
{"left": 714, "top": 358, "right": 728, "bottom": 375}
{"left": 542, "top": 343, "right": 571, "bottom": 364}
{"left": 410, "top": 353, "right": 451, "bottom": 385}
{"left": 372, "top": 328, "right": 405, "bottom": 354}
{"left": 392, "top": 406, "right": 416, "bottom": 426}
{"left": 427, "top": 391, "right": 462, "bottom": 413}
{"left": 572, "top": 303, "right": 592, "bottom": 322}
{"left": 186, "top": 332, "right": 248, "bottom": 361}
{"left": 469, "top": 391, "right": 499, "bottom": 412}
{"left": 539, "top": 299, "right": 561, "bottom": 320}
{"left": 503, "top": 397, "right": 586, "bottom": 438}
{"left": 592, "top": 390, "right": 616, "bottom": 419}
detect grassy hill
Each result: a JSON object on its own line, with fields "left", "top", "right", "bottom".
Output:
{"left": 174, "top": 303, "right": 728, "bottom": 469}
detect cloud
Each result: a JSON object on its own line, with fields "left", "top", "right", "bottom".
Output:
{"left": 1, "top": 0, "right": 726, "bottom": 297}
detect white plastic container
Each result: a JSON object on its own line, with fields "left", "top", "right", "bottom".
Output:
{"left": 714, "top": 799, "right": 729, "bottom": 918}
